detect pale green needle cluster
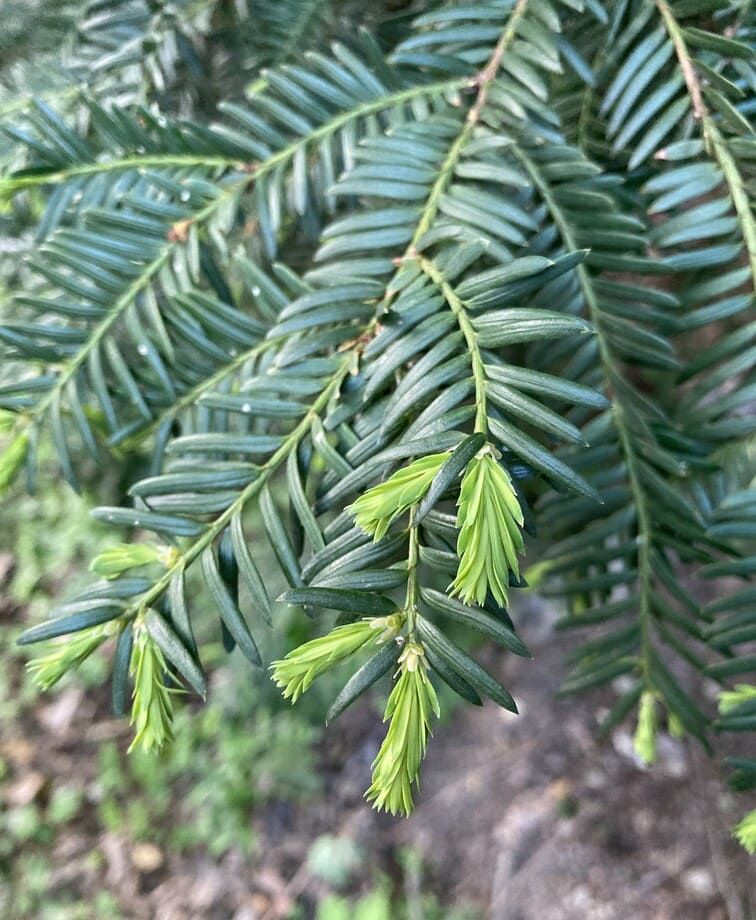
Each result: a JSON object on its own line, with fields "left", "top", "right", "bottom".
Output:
{"left": 349, "top": 452, "right": 451, "bottom": 540}
{"left": 733, "top": 810, "right": 756, "bottom": 855}
{"left": 0, "top": 432, "right": 29, "bottom": 496}
{"left": 26, "top": 622, "right": 115, "bottom": 690}
{"left": 129, "top": 624, "right": 175, "bottom": 754}
{"left": 451, "top": 451, "right": 524, "bottom": 607}
{"left": 718, "top": 684, "right": 756, "bottom": 713}
{"left": 271, "top": 618, "right": 399, "bottom": 703}
{"left": 633, "top": 690, "right": 658, "bottom": 765}
{"left": 366, "top": 643, "right": 440, "bottom": 817}
{"left": 90, "top": 543, "right": 162, "bottom": 579}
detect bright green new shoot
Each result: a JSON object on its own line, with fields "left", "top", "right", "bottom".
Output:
{"left": 633, "top": 691, "right": 658, "bottom": 765}
{"left": 129, "top": 623, "right": 175, "bottom": 754}
{"left": 27, "top": 622, "right": 116, "bottom": 690}
{"left": 366, "top": 642, "right": 440, "bottom": 817}
{"left": 733, "top": 810, "right": 756, "bottom": 855}
{"left": 452, "top": 449, "right": 524, "bottom": 607}
{"left": 349, "top": 453, "right": 450, "bottom": 541}
{"left": 0, "top": 433, "right": 29, "bottom": 496}
{"left": 90, "top": 543, "right": 162, "bottom": 579}
{"left": 271, "top": 618, "right": 398, "bottom": 703}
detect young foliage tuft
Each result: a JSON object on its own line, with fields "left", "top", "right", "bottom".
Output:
{"left": 129, "top": 622, "right": 175, "bottom": 754}
{"left": 365, "top": 642, "right": 440, "bottom": 817}
{"left": 349, "top": 453, "right": 451, "bottom": 541}
{"left": 452, "top": 449, "right": 524, "bottom": 608}
{"left": 27, "top": 622, "right": 115, "bottom": 690}
{"left": 733, "top": 810, "right": 756, "bottom": 856}
{"left": 271, "top": 619, "right": 395, "bottom": 703}
{"left": 90, "top": 544, "right": 163, "bottom": 579}
{"left": 633, "top": 691, "right": 658, "bottom": 766}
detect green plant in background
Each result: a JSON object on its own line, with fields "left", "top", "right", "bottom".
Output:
{"left": 1, "top": 0, "right": 755, "bottom": 847}
{"left": 95, "top": 696, "right": 322, "bottom": 858}
{"left": 0, "top": 446, "right": 117, "bottom": 608}
{"left": 311, "top": 844, "right": 482, "bottom": 920}
{"left": 0, "top": 650, "right": 321, "bottom": 914}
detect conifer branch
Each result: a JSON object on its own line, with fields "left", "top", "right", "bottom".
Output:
{"left": 415, "top": 254, "right": 488, "bottom": 434}
{"left": 655, "top": 0, "right": 756, "bottom": 288}
{"left": 514, "top": 143, "right": 657, "bottom": 689}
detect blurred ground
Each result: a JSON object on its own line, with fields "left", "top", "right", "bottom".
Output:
{"left": 1, "top": 557, "right": 754, "bottom": 920}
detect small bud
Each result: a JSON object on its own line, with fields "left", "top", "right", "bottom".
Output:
{"left": 156, "top": 545, "right": 181, "bottom": 568}
{"left": 369, "top": 613, "right": 403, "bottom": 643}
{"left": 633, "top": 691, "right": 657, "bottom": 766}
{"left": 0, "top": 433, "right": 29, "bottom": 496}
{"left": 91, "top": 543, "right": 161, "bottom": 580}
{"left": 397, "top": 641, "right": 428, "bottom": 673}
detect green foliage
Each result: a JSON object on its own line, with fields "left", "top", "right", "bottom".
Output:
{"left": 0, "top": 456, "right": 117, "bottom": 609}
{"left": 452, "top": 449, "right": 525, "bottom": 607}
{"left": 1, "top": 0, "right": 755, "bottom": 844}
{"left": 0, "top": 640, "right": 322, "bottom": 916}
{"left": 26, "top": 621, "right": 113, "bottom": 690}
{"left": 350, "top": 453, "right": 451, "bottom": 541}
{"left": 271, "top": 619, "right": 389, "bottom": 702}
{"left": 0, "top": 854, "right": 121, "bottom": 920}
{"left": 314, "top": 849, "right": 483, "bottom": 920}
{"left": 307, "top": 834, "right": 364, "bottom": 888}
{"left": 733, "top": 810, "right": 756, "bottom": 855}
{"left": 128, "top": 623, "right": 175, "bottom": 753}
{"left": 366, "top": 643, "right": 440, "bottom": 816}
{"left": 632, "top": 690, "right": 658, "bottom": 766}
